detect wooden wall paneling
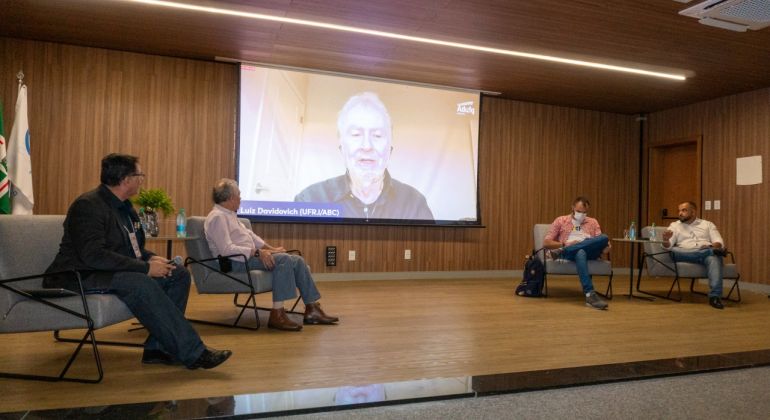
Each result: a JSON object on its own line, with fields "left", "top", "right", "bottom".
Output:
{"left": 1, "top": 38, "right": 238, "bottom": 256}
{"left": 1, "top": 38, "right": 638, "bottom": 275}
{"left": 648, "top": 88, "right": 770, "bottom": 284}
{"left": 1, "top": 38, "right": 238, "bottom": 217}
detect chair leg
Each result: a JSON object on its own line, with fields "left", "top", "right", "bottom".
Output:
{"left": 725, "top": 277, "right": 741, "bottom": 303}
{"left": 1, "top": 329, "right": 105, "bottom": 383}
{"left": 54, "top": 330, "right": 144, "bottom": 348}
{"left": 288, "top": 296, "right": 303, "bottom": 313}
{"left": 637, "top": 274, "right": 683, "bottom": 302}
{"left": 689, "top": 278, "right": 708, "bottom": 298}
{"left": 667, "top": 277, "right": 682, "bottom": 300}
{"left": 234, "top": 293, "right": 304, "bottom": 315}
{"left": 189, "top": 293, "right": 262, "bottom": 330}
{"left": 600, "top": 273, "right": 613, "bottom": 300}
{"left": 691, "top": 277, "right": 742, "bottom": 303}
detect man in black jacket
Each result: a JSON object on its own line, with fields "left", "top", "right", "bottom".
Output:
{"left": 45, "top": 153, "right": 231, "bottom": 369}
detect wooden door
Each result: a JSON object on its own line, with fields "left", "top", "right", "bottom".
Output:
{"left": 647, "top": 138, "right": 701, "bottom": 228}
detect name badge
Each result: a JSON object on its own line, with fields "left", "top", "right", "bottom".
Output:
{"left": 128, "top": 231, "right": 142, "bottom": 259}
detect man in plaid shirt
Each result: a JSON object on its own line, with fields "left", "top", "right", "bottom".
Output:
{"left": 543, "top": 196, "right": 610, "bottom": 310}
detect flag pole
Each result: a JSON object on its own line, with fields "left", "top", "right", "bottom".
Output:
{"left": 9, "top": 69, "right": 34, "bottom": 214}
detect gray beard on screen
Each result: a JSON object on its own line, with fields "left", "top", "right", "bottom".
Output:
{"left": 350, "top": 172, "right": 385, "bottom": 205}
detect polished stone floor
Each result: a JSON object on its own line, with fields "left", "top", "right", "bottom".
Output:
{"left": 3, "top": 348, "right": 770, "bottom": 419}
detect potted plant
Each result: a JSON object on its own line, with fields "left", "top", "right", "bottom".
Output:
{"left": 132, "top": 188, "right": 175, "bottom": 237}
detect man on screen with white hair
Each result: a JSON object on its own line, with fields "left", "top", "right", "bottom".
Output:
{"left": 295, "top": 92, "right": 433, "bottom": 221}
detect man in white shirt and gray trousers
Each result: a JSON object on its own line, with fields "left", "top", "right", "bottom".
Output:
{"left": 204, "top": 178, "right": 339, "bottom": 331}
{"left": 662, "top": 201, "right": 728, "bottom": 310}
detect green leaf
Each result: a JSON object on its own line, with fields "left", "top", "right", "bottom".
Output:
{"left": 132, "top": 188, "right": 176, "bottom": 216}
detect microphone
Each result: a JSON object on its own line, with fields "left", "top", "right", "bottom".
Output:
{"left": 170, "top": 256, "right": 183, "bottom": 266}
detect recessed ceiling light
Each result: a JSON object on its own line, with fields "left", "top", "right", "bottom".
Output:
{"left": 126, "top": 0, "right": 687, "bottom": 81}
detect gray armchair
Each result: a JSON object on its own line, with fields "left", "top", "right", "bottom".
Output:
{"left": 638, "top": 226, "right": 740, "bottom": 302}
{"left": 184, "top": 216, "right": 300, "bottom": 330}
{"left": 533, "top": 224, "right": 613, "bottom": 298}
{"left": 0, "top": 215, "right": 137, "bottom": 383}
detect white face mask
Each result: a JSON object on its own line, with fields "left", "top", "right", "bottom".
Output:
{"left": 573, "top": 211, "right": 586, "bottom": 223}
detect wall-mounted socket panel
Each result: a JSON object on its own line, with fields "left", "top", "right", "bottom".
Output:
{"left": 404, "top": 249, "right": 411, "bottom": 260}
{"left": 348, "top": 250, "right": 356, "bottom": 261}
{"left": 326, "top": 246, "right": 336, "bottom": 266}
{"left": 705, "top": 200, "right": 712, "bottom": 210}
{"left": 714, "top": 200, "right": 721, "bottom": 210}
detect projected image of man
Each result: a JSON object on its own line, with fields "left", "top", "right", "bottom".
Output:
{"left": 295, "top": 92, "right": 434, "bottom": 221}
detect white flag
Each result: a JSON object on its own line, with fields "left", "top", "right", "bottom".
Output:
{"left": 8, "top": 84, "right": 34, "bottom": 214}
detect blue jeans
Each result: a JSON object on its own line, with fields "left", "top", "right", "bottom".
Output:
{"left": 232, "top": 253, "right": 321, "bottom": 304}
{"left": 560, "top": 234, "right": 609, "bottom": 294}
{"left": 671, "top": 248, "right": 723, "bottom": 298}
{"left": 103, "top": 267, "right": 205, "bottom": 366}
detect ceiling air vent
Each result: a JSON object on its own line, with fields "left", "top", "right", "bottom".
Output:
{"left": 679, "top": 0, "right": 770, "bottom": 31}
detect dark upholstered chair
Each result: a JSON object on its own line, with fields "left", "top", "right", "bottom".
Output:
{"left": 637, "top": 226, "right": 740, "bottom": 302}
{"left": 533, "top": 224, "right": 613, "bottom": 298}
{"left": 184, "top": 216, "right": 300, "bottom": 330}
{"left": 0, "top": 215, "right": 137, "bottom": 383}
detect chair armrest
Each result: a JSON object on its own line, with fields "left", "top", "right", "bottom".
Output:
{"left": 1, "top": 270, "right": 93, "bottom": 325}
{"left": 185, "top": 253, "right": 249, "bottom": 265}
{"left": 184, "top": 254, "right": 258, "bottom": 291}
{"left": 641, "top": 250, "right": 678, "bottom": 275}
{"left": 645, "top": 250, "right": 673, "bottom": 257}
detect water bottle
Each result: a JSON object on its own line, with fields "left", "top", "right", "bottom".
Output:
{"left": 138, "top": 207, "right": 149, "bottom": 232}
{"left": 628, "top": 221, "right": 636, "bottom": 240}
{"left": 649, "top": 222, "right": 657, "bottom": 241}
{"left": 176, "top": 208, "right": 187, "bottom": 238}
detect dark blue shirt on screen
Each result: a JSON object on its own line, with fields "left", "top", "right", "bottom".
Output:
{"left": 294, "top": 170, "right": 434, "bottom": 221}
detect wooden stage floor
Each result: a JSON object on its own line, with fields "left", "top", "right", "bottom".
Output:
{"left": 2, "top": 276, "right": 770, "bottom": 414}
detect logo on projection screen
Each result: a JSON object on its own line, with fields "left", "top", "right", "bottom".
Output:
{"left": 456, "top": 101, "right": 475, "bottom": 116}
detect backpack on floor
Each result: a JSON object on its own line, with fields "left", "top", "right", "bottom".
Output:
{"left": 516, "top": 251, "right": 545, "bottom": 297}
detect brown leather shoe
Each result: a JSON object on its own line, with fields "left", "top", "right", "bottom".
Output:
{"left": 268, "top": 308, "right": 302, "bottom": 331}
{"left": 303, "top": 302, "right": 339, "bottom": 325}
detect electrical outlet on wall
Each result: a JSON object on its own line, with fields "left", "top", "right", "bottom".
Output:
{"left": 404, "top": 249, "right": 411, "bottom": 260}
{"left": 714, "top": 200, "right": 721, "bottom": 210}
{"left": 348, "top": 250, "right": 356, "bottom": 261}
{"left": 705, "top": 200, "right": 712, "bottom": 210}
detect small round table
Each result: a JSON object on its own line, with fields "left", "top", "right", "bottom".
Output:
{"left": 145, "top": 235, "right": 198, "bottom": 259}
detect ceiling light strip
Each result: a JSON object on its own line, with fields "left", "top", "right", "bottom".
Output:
{"left": 224, "top": 57, "right": 502, "bottom": 95}
{"left": 128, "top": 0, "right": 687, "bottom": 81}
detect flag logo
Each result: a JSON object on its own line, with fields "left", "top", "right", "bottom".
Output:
{"left": 0, "top": 101, "right": 9, "bottom": 215}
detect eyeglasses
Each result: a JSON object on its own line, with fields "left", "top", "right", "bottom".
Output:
{"left": 129, "top": 172, "right": 146, "bottom": 178}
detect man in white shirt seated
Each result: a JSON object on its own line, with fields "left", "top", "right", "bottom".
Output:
{"left": 662, "top": 201, "right": 729, "bottom": 310}
{"left": 204, "top": 178, "right": 339, "bottom": 331}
